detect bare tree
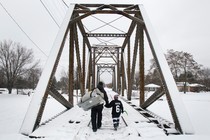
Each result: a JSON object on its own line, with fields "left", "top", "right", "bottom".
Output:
{"left": 146, "top": 59, "right": 162, "bottom": 85}
{"left": 0, "top": 40, "right": 39, "bottom": 93}
{"left": 166, "top": 49, "right": 202, "bottom": 93}
{"left": 0, "top": 68, "right": 6, "bottom": 88}
{"left": 166, "top": 49, "right": 202, "bottom": 81}
{"left": 25, "top": 67, "right": 42, "bottom": 89}
{"left": 199, "top": 67, "right": 210, "bottom": 90}
{"left": 166, "top": 49, "right": 182, "bottom": 80}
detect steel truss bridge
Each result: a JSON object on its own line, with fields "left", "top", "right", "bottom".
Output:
{"left": 20, "top": 3, "right": 194, "bottom": 136}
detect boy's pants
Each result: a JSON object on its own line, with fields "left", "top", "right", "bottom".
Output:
{"left": 112, "top": 117, "right": 120, "bottom": 128}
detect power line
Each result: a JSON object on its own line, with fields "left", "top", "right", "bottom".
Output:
{"left": 0, "top": 2, "right": 48, "bottom": 57}
{"left": 0, "top": 1, "right": 70, "bottom": 73}
{"left": 62, "top": 0, "right": 69, "bottom": 8}
{"left": 40, "top": 0, "right": 60, "bottom": 27}
{"left": 90, "top": 15, "right": 125, "bottom": 33}
{"left": 52, "top": 0, "right": 65, "bottom": 18}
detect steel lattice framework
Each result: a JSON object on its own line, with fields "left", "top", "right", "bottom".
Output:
{"left": 20, "top": 3, "right": 194, "bottom": 136}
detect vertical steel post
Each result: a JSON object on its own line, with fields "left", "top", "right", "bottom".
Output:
{"left": 139, "top": 27, "right": 145, "bottom": 105}
{"left": 92, "top": 48, "right": 96, "bottom": 88}
{"left": 121, "top": 49, "right": 125, "bottom": 96}
{"left": 82, "top": 38, "right": 86, "bottom": 94}
{"left": 117, "top": 48, "right": 120, "bottom": 93}
{"left": 127, "top": 39, "right": 131, "bottom": 100}
{"left": 74, "top": 24, "right": 84, "bottom": 95}
{"left": 69, "top": 24, "right": 74, "bottom": 105}
{"left": 88, "top": 50, "right": 92, "bottom": 91}
{"left": 113, "top": 67, "right": 116, "bottom": 91}
{"left": 128, "top": 25, "right": 140, "bottom": 100}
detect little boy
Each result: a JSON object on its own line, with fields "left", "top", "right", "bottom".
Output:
{"left": 106, "top": 94, "right": 124, "bottom": 130}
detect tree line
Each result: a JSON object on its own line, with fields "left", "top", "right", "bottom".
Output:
{"left": 141, "top": 49, "right": 210, "bottom": 92}
{"left": 1, "top": 40, "right": 210, "bottom": 94}
{"left": 0, "top": 40, "right": 83, "bottom": 94}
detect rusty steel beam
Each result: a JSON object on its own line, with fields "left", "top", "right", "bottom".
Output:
{"left": 71, "top": 4, "right": 144, "bottom": 26}
{"left": 106, "top": 48, "right": 118, "bottom": 60}
{"left": 165, "top": 90, "right": 182, "bottom": 133}
{"left": 69, "top": 11, "right": 92, "bottom": 25}
{"left": 33, "top": 91, "right": 49, "bottom": 131}
{"left": 92, "top": 45, "right": 121, "bottom": 48}
{"left": 96, "top": 4, "right": 117, "bottom": 11}
{"left": 69, "top": 25, "right": 74, "bottom": 105}
{"left": 74, "top": 24, "right": 85, "bottom": 95}
{"left": 79, "top": 4, "right": 134, "bottom": 8}
{"left": 95, "top": 47, "right": 107, "bottom": 62}
{"left": 82, "top": 39, "right": 86, "bottom": 95}
{"left": 75, "top": 13, "right": 91, "bottom": 50}
{"left": 121, "top": 50, "right": 125, "bottom": 96}
{"left": 98, "top": 68, "right": 114, "bottom": 74}
{"left": 92, "top": 48, "right": 96, "bottom": 88}
{"left": 74, "top": 9, "right": 140, "bottom": 14}
{"left": 117, "top": 48, "right": 120, "bottom": 93}
{"left": 88, "top": 52, "right": 92, "bottom": 91}
{"left": 127, "top": 39, "right": 131, "bottom": 100}
{"left": 139, "top": 27, "right": 145, "bottom": 106}
{"left": 94, "top": 47, "right": 119, "bottom": 64}
{"left": 86, "top": 33, "right": 127, "bottom": 37}
{"left": 96, "top": 63, "right": 116, "bottom": 67}
{"left": 32, "top": 21, "right": 70, "bottom": 131}
{"left": 141, "top": 88, "right": 165, "bottom": 109}
{"left": 49, "top": 86, "right": 73, "bottom": 109}
{"left": 118, "top": 11, "right": 144, "bottom": 25}
{"left": 113, "top": 67, "right": 116, "bottom": 91}
{"left": 75, "top": 4, "right": 90, "bottom": 10}
{"left": 122, "top": 19, "right": 137, "bottom": 49}
{"left": 124, "top": 5, "right": 138, "bottom": 11}
{"left": 127, "top": 25, "right": 140, "bottom": 100}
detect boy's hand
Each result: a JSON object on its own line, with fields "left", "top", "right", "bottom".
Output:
{"left": 104, "top": 104, "right": 109, "bottom": 108}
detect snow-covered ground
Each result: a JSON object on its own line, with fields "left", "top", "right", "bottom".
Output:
{"left": 131, "top": 90, "right": 210, "bottom": 135}
{"left": 0, "top": 88, "right": 210, "bottom": 139}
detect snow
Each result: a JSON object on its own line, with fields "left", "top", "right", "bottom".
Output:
{"left": 145, "top": 84, "right": 160, "bottom": 88}
{"left": 0, "top": 89, "right": 210, "bottom": 140}
{"left": 189, "top": 83, "right": 204, "bottom": 87}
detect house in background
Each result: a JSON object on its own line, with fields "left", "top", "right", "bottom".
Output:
{"left": 176, "top": 82, "right": 206, "bottom": 92}
{"left": 176, "top": 82, "right": 190, "bottom": 92}
{"left": 0, "top": 88, "right": 8, "bottom": 94}
{"left": 189, "top": 83, "right": 205, "bottom": 92}
{"left": 145, "top": 83, "right": 160, "bottom": 92}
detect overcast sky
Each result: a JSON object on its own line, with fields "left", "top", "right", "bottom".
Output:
{"left": 0, "top": 0, "right": 210, "bottom": 83}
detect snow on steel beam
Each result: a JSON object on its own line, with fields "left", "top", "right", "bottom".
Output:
{"left": 20, "top": 4, "right": 75, "bottom": 135}
{"left": 49, "top": 86, "right": 72, "bottom": 109}
{"left": 138, "top": 5, "right": 194, "bottom": 134}
{"left": 85, "top": 51, "right": 90, "bottom": 89}
{"left": 122, "top": 51, "right": 128, "bottom": 93}
{"left": 141, "top": 88, "right": 165, "bottom": 108}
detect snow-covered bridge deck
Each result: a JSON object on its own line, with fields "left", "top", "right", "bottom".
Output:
{"left": 29, "top": 91, "right": 167, "bottom": 140}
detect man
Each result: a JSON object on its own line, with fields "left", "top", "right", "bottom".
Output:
{"left": 91, "top": 82, "right": 109, "bottom": 132}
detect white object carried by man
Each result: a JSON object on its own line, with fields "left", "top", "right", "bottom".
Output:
{"left": 78, "top": 88, "right": 104, "bottom": 111}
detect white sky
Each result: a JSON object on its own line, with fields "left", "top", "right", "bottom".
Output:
{"left": 0, "top": 0, "right": 210, "bottom": 83}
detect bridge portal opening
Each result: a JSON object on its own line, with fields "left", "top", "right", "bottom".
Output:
{"left": 20, "top": 3, "right": 194, "bottom": 135}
